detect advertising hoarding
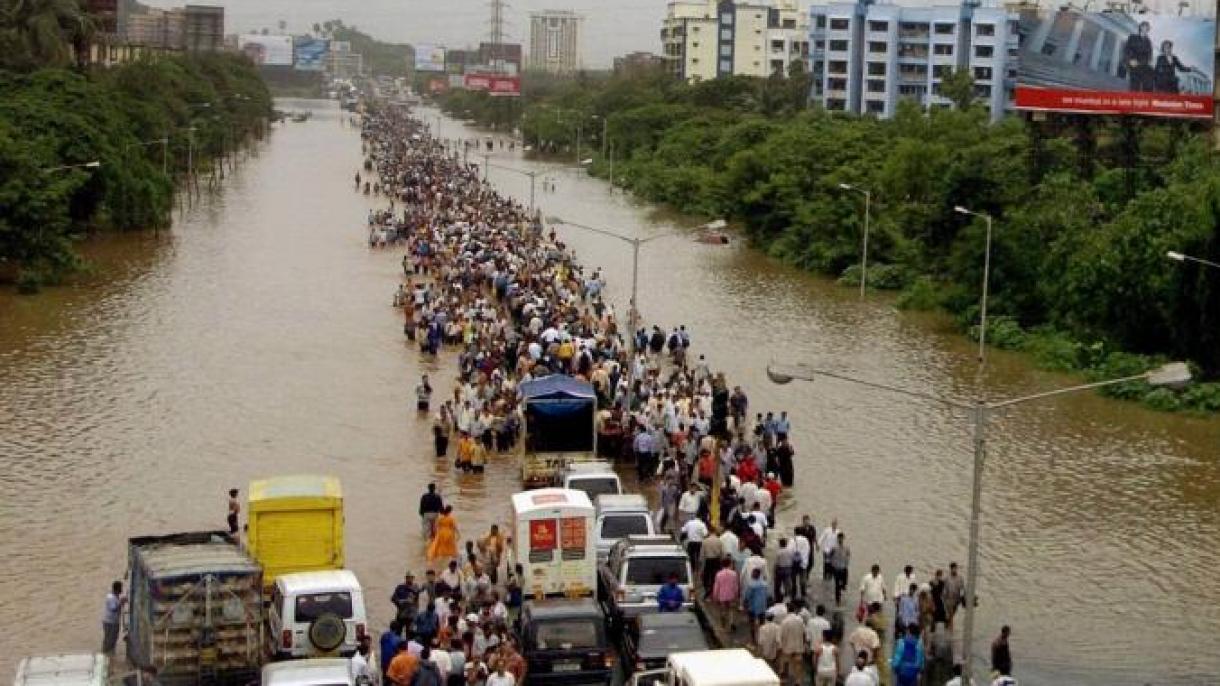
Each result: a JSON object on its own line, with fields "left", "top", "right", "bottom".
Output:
{"left": 1014, "top": 8, "right": 1215, "bottom": 119}
{"left": 463, "top": 73, "right": 522, "bottom": 96}
{"left": 415, "top": 43, "right": 447, "bottom": 72}
{"left": 238, "top": 34, "right": 293, "bottom": 66}
{"left": 294, "top": 38, "right": 329, "bottom": 71}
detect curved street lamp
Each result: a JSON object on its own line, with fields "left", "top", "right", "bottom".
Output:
{"left": 765, "top": 359, "right": 1191, "bottom": 685}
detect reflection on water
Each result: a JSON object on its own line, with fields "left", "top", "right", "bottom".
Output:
{"left": 0, "top": 100, "right": 1217, "bottom": 685}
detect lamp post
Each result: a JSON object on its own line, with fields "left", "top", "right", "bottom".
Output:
{"left": 954, "top": 205, "right": 995, "bottom": 363}
{"left": 485, "top": 161, "right": 538, "bottom": 212}
{"left": 765, "top": 359, "right": 1192, "bottom": 686}
{"left": 547, "top": 216, "right": 725, "bottom": 413}
{"left": 838, "top": 183, "right": 872, "bottom": 298}
{"left": 1167, "top": 250, "right": 1220, "bottom": 270}
{"left": 41, "top": 160, "right": 101, "bottom": 173}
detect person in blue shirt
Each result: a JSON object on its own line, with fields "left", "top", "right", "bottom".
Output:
{"left": 379, "top": 620, "right": 404, "bottom": 673}
{"left": 657, "top": 574, "right": 685, "bottom": 612}
{"left": 891, "top": 623, "right": 926, "bottom": 686}
{"left": 741, "top": 567, "right": 769, "bottom": 643}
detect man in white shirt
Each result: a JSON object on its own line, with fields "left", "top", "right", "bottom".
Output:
{"left": 805, "top": 603, "right": 832, "bottom": 649}
{"left": 819, "top": 519, "right": 840, "bottom": 581}
{"left": 859, "top": 564, "right": 886, "bottom": 608}
{"left": 486, "top": 662, "right": 515, "bottom": 686}
{"left": 792, "top": 529, "right": 812, "bottom": 597}
{"left": 843, "top": 650, "right": 879, "bottom": 686}
{"left": 351, "top": 638, "right": 379, "bottom": 686}
{"left": 677, "top": 484, "right": 702, "bottom": 529}
{"left": 680, "top": 516, "right": 709, "bottom": 568}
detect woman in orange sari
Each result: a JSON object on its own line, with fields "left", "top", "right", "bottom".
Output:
{"left": 427, "top": 505, "right": 460, "bottom": 564}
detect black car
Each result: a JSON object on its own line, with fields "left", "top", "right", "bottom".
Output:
{"left": 518, "top": 598, "right": 614, "bottom": 685}
{"left": 622, "top": 611, "right": 712, "bottom": 679}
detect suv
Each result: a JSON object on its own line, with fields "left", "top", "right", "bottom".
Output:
{"left": 518, "top": 599, "right": 614, "bottom": 685}
{"left": 267, "top": 570, "right": 368, "bottom": 660}
{"left": 563, "top": 462, "right": 622, "bottom": 501}
{"left": 261, "top": 659, "right": 355, "bottom": 686}
{"left": 598, "top": 536, "right": 693, "bottom": 621}
{"left": 593, "top": 495, "right": 655, "bottom": 563}
{"left": 622, "top": 612, "right": 711, "bottom": 679}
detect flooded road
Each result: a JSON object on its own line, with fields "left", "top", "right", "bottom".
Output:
{"left": 1, "top": 99, "right": 1217, "bottom": 685}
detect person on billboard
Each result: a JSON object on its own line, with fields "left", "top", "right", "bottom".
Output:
{"left": 1153, "top": 40, "right": 1190, "bottom": 94}
{"left": 1123, "top": 21, "right": 1154, "bottom": 91}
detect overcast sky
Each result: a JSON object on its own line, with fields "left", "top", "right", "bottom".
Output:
{"left": 149, "top": 0, "right": 666, "bottom": 67}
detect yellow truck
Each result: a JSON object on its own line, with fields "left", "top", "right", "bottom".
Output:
{"left": 247, "top": 475, "right": 344, "bottom": 592}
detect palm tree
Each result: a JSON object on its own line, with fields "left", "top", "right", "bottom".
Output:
{"left": 0, "top": 0, "right": 93, "bottom": 69}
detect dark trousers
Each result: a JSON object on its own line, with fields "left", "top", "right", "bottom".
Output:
{"left": 833, "top": 568, "right": 848, "bottom": 605}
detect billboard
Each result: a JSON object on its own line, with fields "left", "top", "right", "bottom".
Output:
{"left": 463, "top": 73, "right": 522, "bottom": 96}
{"left": 238, "top": 34, "right": 293, "bottom": 66}
{"left": 1014, "top": 8, "right": 1215, "bottom": 119}
{"left": 294, "top": 38, "right": 329, "bottom": 71}
{"left": 415, "top": 43, "right": 446, "bottom": 72}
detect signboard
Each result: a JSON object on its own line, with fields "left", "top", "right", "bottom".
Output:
{"left": 294, "top": 38, "right": 329, "bottom": 71}
{"left": 463, "top": 73, "right": 522, "bottom": 97}
{"left": 529, "top": 519, "right": 557, "bottom": 551}
{"left": 238, "top": 34, "right": 293, "bottom": 66}
{"left": 1014, "top": 8, "right": 1215, "bottom": 119}
{"left": 560, "top": 517, "right": 586, "bottom": 550}
{"left": 427, "top": 77, "right": 449, "bottom": 94}
{"left": 415, "top": 43, "right": 446, "bottom": 72}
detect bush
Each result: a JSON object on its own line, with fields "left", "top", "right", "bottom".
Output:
{"left": 1181, "top": 383, "right": 1220, "bottom": 413}
{"left": 1022, "top": 327, "right": 1080, "bottom": 373}
{"left": 980, "top": 316, "right": 1026, "bottom": 351}
{"left": 896, "top": 276, "right": 943, "bottom": 311}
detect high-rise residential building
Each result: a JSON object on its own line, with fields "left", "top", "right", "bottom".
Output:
{"left": 808, "top": 1, "right": 1018, "bottom": 121}
{"left": 529, "top": 10, "right": 583, "bottom": 74}
{"left": 662, "top": 0, "right": 809, "bottom": 83}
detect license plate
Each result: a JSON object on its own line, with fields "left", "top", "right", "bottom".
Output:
{"left": 553, "top": 663, "right": 582, "bottom": 672}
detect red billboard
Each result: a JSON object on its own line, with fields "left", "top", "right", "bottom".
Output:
{"left": 463, "top": 73, "right": 521, "bottom": 97}
{"left": 1013, "top": 8, "right": 1215, "bottom": 120}
{"left": 529, "top": 519, "right": 557, "bottom": 551}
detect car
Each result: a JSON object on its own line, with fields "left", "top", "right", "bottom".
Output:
{"left": 593, "top": 494, "right": 655, "bottom": 563}
{"left": 562, "top": 462, "right": 622, "bottom": 501}
{"left": 517, "top": 598, "right": 614, "bottom": 685}
{"left": 261, "top": 658, "right": 355, "bottom": 686}
{"left": 598, "top": 535, "right": 693, "bottom": 621}
{"left": 622, "top": 611, "right": 712, "bottom": 680}
{"left": 267, "top": 570, "right": 369, "bottom": 660}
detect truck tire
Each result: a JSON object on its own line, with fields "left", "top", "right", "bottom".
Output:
{"left": 308, "top": 613, "right": 347, "bottom": 653}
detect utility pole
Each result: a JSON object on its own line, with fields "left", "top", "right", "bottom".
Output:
{"left": 488, "top": 0, "right": 508, "bottom": 73}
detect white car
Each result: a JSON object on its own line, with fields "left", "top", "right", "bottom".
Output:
{"left": 268, "top": 570, "right": 368, "bottom": 660}
{"left": 262, "top": 658, "right": 355, "bottom": 686}
{"left": 594, "top": 494, "right": 655, "bottom": 563}
{"left": 562, "top": 462, "right": 622, "bottom": 500}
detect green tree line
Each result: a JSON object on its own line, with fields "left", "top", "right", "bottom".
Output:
{"left": 439, "top": 68, "right": 1220, "bottom": 410}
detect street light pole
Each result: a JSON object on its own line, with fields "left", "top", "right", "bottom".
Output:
{"left": 765, "top": 360, "right": 1191, "bottom": 686}
{"left": 955, "top": 206, "right": 994, "bottom": 363}
{"left": 839, "top": 183, "right": 871, "bottom": 298}
{"left": 1167, "top": 250, "right": 1220, "bottom": 270}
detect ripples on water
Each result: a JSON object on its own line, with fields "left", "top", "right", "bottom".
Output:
{"left": 0, "top": 100, "right": 1217, "bottom": 684}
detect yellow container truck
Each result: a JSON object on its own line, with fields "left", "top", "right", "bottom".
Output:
{"left": 247, "top": 475, "right": 344, "bottom": 592}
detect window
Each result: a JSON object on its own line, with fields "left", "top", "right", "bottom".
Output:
{"left": 867, "top": 62, "right": 886, "bottom": 76}
{"left": 974, "top": 66, "right": 993, "bottom": 81}
{"left": 827, "top": 98, "right": 847, "bottom": 110}
{"left": 783, "top": 19, "right": 796, "bottom": 29}
{"left": 829, "top": 18, "right": 849, "bottom": 30}
{"left": 828, "top": 77, "right": 847, "bottom": 90}
{"left": 934, "top": 44, "right": 953, "bottom": 56}
{"left": 720, "top": 44, "right": 732, "bottom": 56}
{"left": 975, "top": 45, "right": 994, "bottom": 58}
{"left": 625, "top": 557, "right": 689, "bottom": 585}
{"left": 692, "top": 41, "right": 699, "bottom": 48}
{"left": 829, "top": 39, "right": 849, "bottom": 51}
{"left": 933, "top": 64, "right": 951, "bottom": 77}
{"left": 974, "top": 84, "right": 992, "bottom": 97}
{"left": 815, "top": 15, "right": 826, "bottom": 28}
{"left": 720, "top": 28, "right": 732, "bottom": 40}
{"left": 771, "top": 40, "right": 786, "bottom": 51}
{"left": 828, "top": 60, "right": 847, "bottom": 74}
{"left": 295, "top": 592, "right": 353, "bottom": 622}
{"left": 721, "top": 12, "right": 733, "bottom": 24}
{"left": 533, "top": 619, "right": 601, "bottom": 650}
{"left": 868, "top": 20, "right": 889, "bottom": 32}
{"left": 691, "top": 26, "right": 699, "bottom": 32}
{"left": 867, "top": 79, "right": 885, "bottom": 92}
{"left": 571, "top": 477, "right": 620, "bottom": 500}
{"left": 719, "top": 59, "right": 731, "bottom": 72}
{"left": 866, "top": 100, "right": 885, "bottom": 113}
{"left": 868, "top": 41, "right": 887, "bottom": 53}
{"left": 815, "top": 40, "right": 824, "bottom": 48}
{"left": 601, "top": 515, "right": 650, "bottom": 539}
{"left": 934, "top": 23, "right": 954, "bottom": 35}
{"left": 975, "top": 23, "right": 995, "bottom": 36}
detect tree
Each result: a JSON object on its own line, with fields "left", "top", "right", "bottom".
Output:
{"left": 0, "top": 0, "right": 94, "bottom": 70}
{"left": 940, "top": 67, "right": 975, "bottom": 111}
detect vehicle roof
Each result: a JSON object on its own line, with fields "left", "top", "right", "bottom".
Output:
{"left": 15, "top": 654, "right": 107, "bottom": 686}
{"left": 668, "top": 650, "right": 779, "bottom": 686}
{"left": 275, "top": 570, "right": 362, "bottom": 594}
{"left": 524, "top": 598, "right": 602, "bottom": 619}
{"left": 511, "top": 488, "right": 594, "bottom": 514}
{"left": 636, "top": 613, "right": 709, "bottom": 657}
{"left": 261, "top": 658, "right": 353, "bottom": 685}
{"left": 250, "top": 474, "right": 342, "bottom": 501}
{"left": 617, "top": 535, "right": 684, "bottom": 555}
{"left": 595, "top": 494, "right": 648, "bottom": 512}
{"left": 564, "top": 462, "right": 616, "bottom": 476}
{"left": 131, "top": 532, "right": 259, "bottom": 580}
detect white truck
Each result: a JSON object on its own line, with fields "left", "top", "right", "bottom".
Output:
{"left": 510, "top": 488, "right": 597, "bottom": 599}
{"left": 629, "top": 649, "right": 780, "bottom": 686}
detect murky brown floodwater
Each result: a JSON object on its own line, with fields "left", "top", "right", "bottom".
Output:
{"left": 1, "top": 99, "right": 1217, "bottom": 685}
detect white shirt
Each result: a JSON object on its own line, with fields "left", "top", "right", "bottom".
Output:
{"left": 486, "top": 672, "right": 516, "bottom": 686}
{"left": 859, "top": 573, "right": 886, "bottom": 605}
{"left": 720, "top": 530, "right": 739, "bottom": 556}
{"left": 430, "top": 650, "right": 452, "bottom": 675}
{"left": 102, "top": 592, "right": 122, "bottom": 624}
{"left": 844, "top": 667, "right": 879, "bottom": 686}
{"left": 894, "top": 571, "right": 918, "bottom": 600}
{"left": 351, "top": 651, "right": 378, "bottom": 686}
{"left": 681, "top": 518, "right": 709, "bottom": 543}
{"left": 767, "top": 602, "right": 788, "bottom": 622}
{"left": 678, "top": 491, "right": 701, "bottom": 515}
{"left": 792, "top": 535, "right": 812, "bottom": 567}
{"left": 819, "top": 526, "right": 840, "bottom": 556}
{"left": 806, "top": 615, "right": 831, "bottom": 645}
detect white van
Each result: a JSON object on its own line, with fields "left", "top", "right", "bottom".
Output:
{"left": 261, "top": 658, "right": 355, "bottom": 686}
{"left": 268, "top": 570, "right": 368, "bottom": 660}
{"left": 510, "top": 488, "right": 597, "bottom": 599}
{"left": 629, "top": 649, "right": 780, "bottom": 686}
{"left": 562, "top": 462, "right": 622, "bottom": 501}
{"left": 594, "top": 494, "right": 655, "bottom": 562}
{"left": 13, "top": 655, "right": 107, "bottom": 686}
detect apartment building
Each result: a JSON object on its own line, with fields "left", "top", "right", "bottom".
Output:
{"left": 661, "top": 0, "right": 809, "bottom": 82}
{"left": 809, "top": 1, "right": 1017, "bottom": 121}
{"left": 529, "top": 10, "right": 583, "bottom": 74}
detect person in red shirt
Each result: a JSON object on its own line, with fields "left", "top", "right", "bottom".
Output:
{"left": 697, "top": 450, "right": 717, "bottom": 487}
{"left": 737, "top": 452, "right": 760, "bottom": 484}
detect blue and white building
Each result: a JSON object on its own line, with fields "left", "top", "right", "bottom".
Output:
{"left": 808, "top": 1, "right": 1019, "bottom": 121}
